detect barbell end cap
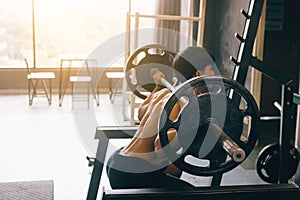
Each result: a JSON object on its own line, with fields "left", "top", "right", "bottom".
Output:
{"left": 232, "top": 148, "right": 246, "bottom": 162}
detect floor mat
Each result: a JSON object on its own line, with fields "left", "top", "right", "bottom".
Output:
{"left": 0, "top": 180, "right": 54, "bottom": 200}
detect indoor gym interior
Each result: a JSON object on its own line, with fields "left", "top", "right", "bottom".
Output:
{"left": 0, "top": 0, "right": 300, "bottom": 200}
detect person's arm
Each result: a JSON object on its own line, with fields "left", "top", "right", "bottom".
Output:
{"left": 153, "top": 102, "right": 184, "bottom": 178}
{"left": 154, "top": 128, "right": 183, "bottom": 178}
{"left": 123, "top": 89, "right": 171, "bottom": 155}
{"left": 137, "top": 85, "right": 164, "bottom": 121}
{"left": 150, "top": 131, "right": 183, "bottom": 178}
{"left": 137, "top": 70, "right": 166, "bottom": 121}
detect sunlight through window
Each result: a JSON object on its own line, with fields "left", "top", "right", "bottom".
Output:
{"left": 0, "top": 0, "right": 156, "bottom": 68}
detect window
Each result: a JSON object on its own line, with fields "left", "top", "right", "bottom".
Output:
{"left": 0, "top": 0, "right": 31, "bottom": 68}
{"left": 0, "top": 0, "right": 157, "bottom": 68}
{"left": 0, "top": 0, "right": 204, "bottom": 68}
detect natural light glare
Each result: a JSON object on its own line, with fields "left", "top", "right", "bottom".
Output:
{"left": 0, "top": 0, "right": 157, "bottom": 68}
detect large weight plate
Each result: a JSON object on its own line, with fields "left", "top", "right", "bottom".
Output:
{"left": 125, "top": 44, "right": 175, "bottom": 99}
{"left": 159, "top": 76, "right": 259, "bottom": 176}
{"left": 256, "top": 143, "right": 300, "bottom": 183}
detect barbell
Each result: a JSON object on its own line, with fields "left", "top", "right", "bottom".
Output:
{"left": 125, "top": 44, "right": 260, "bottom": 176}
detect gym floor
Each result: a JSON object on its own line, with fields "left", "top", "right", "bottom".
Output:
{"left": 0, "top": 94, "right": 131, "bottom": 200}
{"left": 0, "top": 93, "right": 271, "bottom": 200}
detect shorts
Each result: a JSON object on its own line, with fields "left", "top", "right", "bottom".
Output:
{"left": 106, "top": 148, "right": 193, "bottom": 189}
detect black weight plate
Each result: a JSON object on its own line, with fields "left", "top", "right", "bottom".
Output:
{"left": 159, "top": 76, "right": 259, "bottom": 176}
{"left": 256, "top": 143, "right": 300, "bottom": 183}
{"left": 125, "top": 44, "right": 175, "bottom": 99}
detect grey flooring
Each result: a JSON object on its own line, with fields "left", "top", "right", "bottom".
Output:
{"left": 0, "top": 94, "right": 131, "bottom": 200}
{"left": 0, "top": 94, "right": 267, "bottom": 200}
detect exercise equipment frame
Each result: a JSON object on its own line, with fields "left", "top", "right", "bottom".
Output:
{"left": 230, "top": 0, "right": 299, "bottom": 183}
{"left": 86, "top": 0, "right": 300, "bottom": 199}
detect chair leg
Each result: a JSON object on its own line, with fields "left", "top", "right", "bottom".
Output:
{"left": 49, "top": 79, "right": 52, "bottom": 105}
{"left": 93, "top": 85, "right": 100, "bottom": 107}
{"left": 71, "top": 82, "right": 74, "bottom": 109}
{"left": 88, "top": 82, "right": 90, "bottom": 109}
{"left": 71, "top": 81, "right": 91, "bottom": 109}
{"left": 33, "top": 80, "right": 38, "bottom": 97}
{"left": 28, "top": 79, "right": 38, "bottom": 105}
{"left": 41, "top": 79, "right": 51, "bottom": 105}
{"left": 28, "top": 79, "right": 32, "bottom": 106}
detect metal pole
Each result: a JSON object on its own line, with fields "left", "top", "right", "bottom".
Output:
{"left": 187, "top": 0, "right": 194, "bottom": 46}
{"left": 278, "top": 85, "right": 295, "bottom": 183}
{"left": 295, "top": 49, "right": 300, "bottom": 150}
{"left": 32, "top": 0, "right": 36, "bottom": 68}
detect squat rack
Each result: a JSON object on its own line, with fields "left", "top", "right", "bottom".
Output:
{"left": 230, "top": 0, "right": 299, "bottom": 183}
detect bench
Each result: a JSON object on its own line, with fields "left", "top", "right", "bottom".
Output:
{"left": 101, "top": 183, "right": 300, "bottom": 200}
